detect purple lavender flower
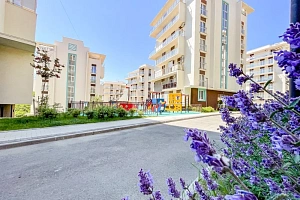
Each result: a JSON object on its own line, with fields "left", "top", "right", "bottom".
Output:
{"left": 225, "top": 190, "right": 258, "bottom": 200}
{"left": 275, "top": 50, "right": 300, "bottom": 78}
{"left": 221, "top": 108, "right": 236, "bottom": 124}
{"left": 236, "top": 76, "right": 249, "bottom": 85}
{"left": 179, "top": 178, "right": 186, "bottom": 189}
{"left": 295, "top": 78, "right": 300, "bottom": 90}
{"left": 138, "top": 169, "right": 153, "bottom": 195}
{"left": 229, "top": 63, "right": 243, "bottom": 78}
{"left": 194, "top": 181, "right": 210, "bottom": 200}
{"left": 281, "top": 176, "right": 295, "bottom": 193}
{"left": 264, "top": 178, "right": 282, "bottom": 194}
{"left": 280, "top": 22, "right": 300, "bottom": 48}
{"left": 121, "top": 197, "right": 129, "bottom": 200}
{"left": 250, "top": 176, "right": 260, "bottom": 185}
{"left": 202, "top": 168, "right": 218, "bottom": 190}
{"left": 223, "top": 96, "right": 237, "bottom": 108}
{"left": 246, "top": 147, "right": 254, "bottom": 156}
{"left": 166, "top": 178, "right": 180, "bottom": 198}
{"left": 212, "top": 196, "right": 224, "bottom": 200}
{"left": 249, "top": 83, "right": 261, "bottom": 93}
{"left": 154, "top": 191, "right": 164, "bottom": 200}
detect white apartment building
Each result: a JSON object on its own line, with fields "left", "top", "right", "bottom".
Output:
{"left": 125, "top": 64, "right": 154, "bottom": 102}
{"left": 149, "top": 0, "right": 254, "bottom": 108}
{"left": 34, "top": 37, "right": 105, "bottom": 111}
{"left": 246, "top": 42, "right": 289, "bottom": 103}
{"left": 99, "top": 81, "right": 126, "bottom": 102}
{"left": 0, "top": 0, "right": 37, "bottom": 117}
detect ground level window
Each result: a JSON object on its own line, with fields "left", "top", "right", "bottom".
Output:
{"left": 198, "top": 89, "right": 206, "bottom": 101}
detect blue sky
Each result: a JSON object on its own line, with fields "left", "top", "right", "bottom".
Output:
{"left": 36, "top": 0, "right": 290, "bottom": 81}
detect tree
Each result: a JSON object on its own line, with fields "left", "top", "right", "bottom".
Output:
{"left": 31, "top": 48, "right": 64, "bottom": 106}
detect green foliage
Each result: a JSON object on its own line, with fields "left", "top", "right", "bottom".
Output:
{"left": 85, "top": 110, "right": 95, "bottom": 119}
{"left": 38, "top": 106, "right": 58, "bottom": 119}
{"left": 15, "top": 104, "right": 31, "bottom": 117}
{"left": 137, "top": 110, "right": 144, "bottom": 117}
{"left": 129, "top": 108, "right": 137, "bottom": 117}
{"left": 201, "top": 106, "right": 216, "bottom": 113}
{"left": 67, "top": 108, "right": 81, "bottom": 118}
{"left": 117, "top": 107, "right": 127, "bottom": 117}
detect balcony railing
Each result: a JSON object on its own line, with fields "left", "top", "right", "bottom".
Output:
{"left": 241, "top": 29, "right": 245, "bottom": 34}
{"left": 241, "top": 44, "right": 245, "bottom": 49}
{"left": 256, "top": 78, "right": 273, "bottom": 82}
{"left": 128, "top": 73, "right": 138, "bottom": 78}
{"left": 200, "top": 26, "right": 207, "bottom": 34}
{"left": 91, "top": 79, "right": 96, "bottom": 84}
{"left": 157, "top": 14, "right": 180, "bottom": 38}
{"left": 155, "top": 48, "right": 179, "bottom": 65}
{"left": 199, "top": 62, "right": 206, "bottom": 70}
{"left": 162, "top": 82, "right": 177, "bottom": 89}
{"left": 154, "top": 64, "right": 182, "bottom": 78}
{"left": 149, "top": 30, "right": 184, "bottom": 57}
{"left": 248, "top": 52, "right": 273, "bottom": 61}
{"left": 200, "top": 44, "right": 207, "bottom": 52}
{"left": 150, "top": 0, "right": 180, "bottom": 34}
{"left": 199, "top": 81, "right": 206, "bottom": 87}
{"left": 90, "top": 89, "right": 96, "bottom": 94}
{"left": 200, "top": 9, "right": 207, "bottom": 16}
{"left": 6, "top": 0, "right": 37, "bottom": 12}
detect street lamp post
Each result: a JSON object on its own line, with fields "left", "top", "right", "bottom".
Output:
{"left": 290, "top": 0, "right": 300, "bottom": 98}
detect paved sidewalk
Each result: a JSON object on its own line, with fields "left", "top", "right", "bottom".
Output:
{"left": 0, "top": 113, "right": 220, "bottom": 149}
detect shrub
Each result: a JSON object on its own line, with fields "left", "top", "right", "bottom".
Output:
{"left": 95, "top": 106, "right": 105, "bottom": 119}
{"left": 129, "top": 108, "right": 136, "bottom": 117}
{"left": 137, "top": 110, "right": 144, "bottom": 117}
{"left": 117, "top": 107, "right": 127, "bottom": 117}
{"left": 105, "top": 106, "right": 116, "bottom": 118}
{"left": 85, "top": 110, "right": 95, "bottom": 119}
{"left": 15, "top": 104, "right": 31, "bottom": 117}
{"left": 38, "top": 106, "right": 58, "bottom": 119}
{"left": 201, "top": 106, "right": 215, "bottom": 113}
{"left": 70, "top": 109, "right": 81, "bottom": 118}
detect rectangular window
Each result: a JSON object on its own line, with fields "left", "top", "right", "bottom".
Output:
{"left": 200, "top": 22, "right": 206, "bottom": 33}
{"left": 260, "top": 67, "right": 265, "bottom": 73}
{"left": 67, "top": 53, "right": 76, "bottom": 104}
{"left": 90, "top": 86, "right": 96, "bottom": 94}
{"left": 91, "top": 76, "right": 96, "bottom": 83}
{"left": 268, "top": 57, "right": 273, "bottom": 64}
{"left": 222, "top": 2, "right": 229, "bottom": 30}
{"left": 268, "top": 75, "right": 273, "bottom": 80}
{"left": 268, "top": 66, "right": 273, "bottom": 72}
{"left": 198, "top": 89, "right": 206, "bottom": 101}
{"left": 199, "top": 74, "right": 205, "bottom": 86}
{"left": 201, "top": 4, "right": 207, "bottom": 15}
{"left": 91, "top": 65, "right": 97, "bottom": 74}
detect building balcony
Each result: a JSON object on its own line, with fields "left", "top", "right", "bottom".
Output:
{"left": 199, "top": 81, "right": 207, "bottom": 87}
{"left": 151, "top": 1, "right": 185, "bottom": 40}
{"left": 90, "top": 89, "right": 95, "bottom": 94}
{"left": 241, "top": 44, "right": 245, "bottom": 49}
{"left": 200, "top": 27, "right": 207, "bottom": 35}
{"left": 247, "top": 60, "right": 275, "bottom": 68}
{"left": 155, "top": 48, "right": 180, "bottom": 66}
{"left": 256, "top": 78, "right": 274, "bottom": 83}
{"left": 199, "top": 44, "right": 207, "bottom": 53}
{"left": 241, "top": 29, "right": 245, "bottom": 35}
{"left": 162, "top": 82, "right": 177, "bottom": 90}
{"left": 150, "top": 0, "right": 181, "bottom": 36}
{"left": 149, "top": 30, "right": 184, "bottom": 59}
{"left": 90, "top": 79, "right": 96, "bottom": 84}
{"left": 200, "top": 9, "right": 207, "bottom": 17}
{"left": 153, "top": 64, "right": 184, "bottom": 81}
{"left": 247, "top": 52, "right": 273, "bottom": 61}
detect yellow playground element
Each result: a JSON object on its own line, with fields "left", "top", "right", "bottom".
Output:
{"left": 166, "top": 93, "right": 183, "bottom": 112}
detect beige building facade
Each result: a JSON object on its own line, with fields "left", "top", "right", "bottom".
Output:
{"left": 125, "top": 64, "right": 154, "bottom": 102}
{"left": 149, "top": 0, "right": 254, "bottom": 108}
{"left": 99, "top": 81, "right": 126, "bottom": 102}
{"left": 246, "top": 42, "right": 289, "bottom": 103}
{"left": 34, "top": 37, "right": 105, "bottom": 111}
{"left": 0, "top": 0, "right": 37, "bottom": 117}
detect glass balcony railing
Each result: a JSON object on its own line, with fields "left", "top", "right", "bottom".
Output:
{"left": 200, "top": 9, "right": 207, "bottom": 16}
{"left": 200, "top": 44, "right": 207, "bottom": 52}
{"left": 200, "top": 26, "right": 207, "bottom": 34}
{"left": 6, "top": 0, "right": 37, "bottom": 12}
{"left": 155, "top": 48, "right": 179, "bottom": 65}
{"left": 157, "top": 14, "right": 180, "bottom": 39}
{"left": 241, "top": 29, "right": 245, "bottom": 34}
{"left": 150, "top": 0, "right": 180, "bottom": 34}
{"left": 149, "top": 30, "right": 184, "bottom": 57}
{"left": 248, "top": 52, "right": 273, "bottom": 61}
{"left": 162, "top": 82, "right": 177, "bottom": 89}
{"left": 199, "top": 62, "right": 206, "bottom": 69}
{"left": 154, "top": 64, "right": 182, "bottom": 78}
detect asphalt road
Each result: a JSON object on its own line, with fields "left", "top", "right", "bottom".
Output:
{"left": 0, "top": 116, "right": 224, "bottom": 200}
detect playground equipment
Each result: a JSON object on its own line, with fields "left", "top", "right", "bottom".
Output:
{"left": 166, "top": 93, "right": 190, "bottom": 113}
{"left": 146, "top": 92, "right": 166, "bottom": 114}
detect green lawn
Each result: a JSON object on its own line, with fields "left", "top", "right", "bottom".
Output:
{"left": 0, "top": 116, "right": 142, "bottom": 131}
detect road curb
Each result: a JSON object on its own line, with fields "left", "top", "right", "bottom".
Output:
{"left": 0, "top": 113, "right": 221, "bottom": 150}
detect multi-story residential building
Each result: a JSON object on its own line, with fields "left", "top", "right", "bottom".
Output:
{"left": 125, "top": 64, "right": 154, "bottom": 102}
{"left": 99, "top": 81, "right": 126, "bottom": 102}
{"left": 149, "top": 0, "right": 254, "bottom": 108}
{"left": 0, "top": 0, "right": 37, "bottom": 117}
{"left": 34, "top": 37, "right": 105, "bottom": 111}
{"left": 246, "top": 42, "right": 289, "bottom": 103}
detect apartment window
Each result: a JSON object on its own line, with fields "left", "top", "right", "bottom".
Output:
{"left": 260, "top": 59, "right": 265, "bottom": 66}
{"left": 198, "top": 89, "right": 206, "bottom": 101}
{"left": 91, "top": 76, "right": 96, "bottom": 84}
{"left": 268, "top": 57, "right": 273, "bottom": 64}
{"left": 91, "top": 65, "right": 97, "bottom": 74}
{"left": 260, "top": 67, "right": 265, "bottom": 74}
{"left": 67, "top": 54, "right": 76, "bottom": 105}
{"left": 199, "top": 74, "right": 205, "bottom": 86}
{"left": 260, "top": 75, "right": 265, "bottom": 81}
{"left": 68, "top": 75, "right": 75, "bottom": 83}
{"left": 268, "top": 83, "right": 273, "bottom": 89}
{"left": 200, "top": 22, "right": 206, "bottom": 33}
{"left": 200, "top": 39, "right": 206, "bottom": 51}
{"left": 222, "top": 2, "right": 229, "bottom": 30}
{"left": 250, "top": 69, "right": 254, "bottom": 74}
{"left": 201, "top": 4, "right": 207, "bottom": 15}
{"left": 268, "top": 66, "right": 273, "bottom": 72}
{"left": 268, "top": 74, "right": 273, "bottom": 80}
{"left": 42, "top": 82, "right": 49, "bottom": 91}
{"left": 90, "top": 86, "right": 96, "bottom": 94}
{"left": 200, "top": 57, "right": 205, "bottom": 69}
